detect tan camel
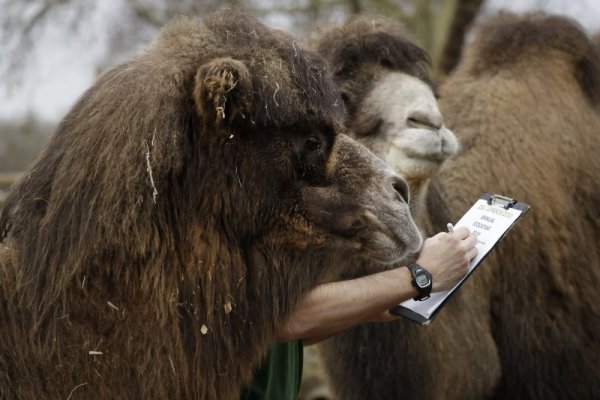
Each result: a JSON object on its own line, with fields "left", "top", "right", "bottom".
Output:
{"left": 315, "top": 12, "right": 600, "bottom": 400}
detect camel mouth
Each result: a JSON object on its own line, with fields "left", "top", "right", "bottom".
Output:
{"left": 390, "top": 127, "right": 458, "bottom": 162}
{"left": 354, "top": 207, "right": 423, "bottom": 265}
{"left": 382, "top": 127, "right": 459, "bottom": 181}
{"left": 402, "top": 147, "right": 448, "bottom": 163}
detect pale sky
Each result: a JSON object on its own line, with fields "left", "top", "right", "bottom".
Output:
{"left": 1, "top": 0, "right": 599, "bottom": 123}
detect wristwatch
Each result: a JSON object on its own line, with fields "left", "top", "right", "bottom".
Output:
{"left": 408, "top": 262, "right": 432, "bottom": 301}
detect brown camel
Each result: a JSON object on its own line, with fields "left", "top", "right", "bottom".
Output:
{"left": 315, "top": 12, "right": 600, "bottom": 400}
{"left": 312, "top": 15, "right": 498, "bottom": 400}
{"left": 0, "top": 10, "right": 423, "bottom": 399}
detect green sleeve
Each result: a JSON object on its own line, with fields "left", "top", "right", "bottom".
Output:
{"left": 240, "top": 340, "right": 303, "bottom": 400}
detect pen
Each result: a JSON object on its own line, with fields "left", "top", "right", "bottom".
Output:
{"left": 447, "top": 223, "right": 454, "bottom": 233}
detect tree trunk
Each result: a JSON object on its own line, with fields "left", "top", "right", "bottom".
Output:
{"left": 436, "top": 0, "right": 484, "bottom": 77}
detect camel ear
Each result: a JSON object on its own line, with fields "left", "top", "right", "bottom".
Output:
{"left": 193, "top": 57, "right": 253, "bottom": 130}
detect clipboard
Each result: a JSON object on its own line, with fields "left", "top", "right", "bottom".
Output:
{"left": 390, "top": 192, "right": 530, "bottom": 325}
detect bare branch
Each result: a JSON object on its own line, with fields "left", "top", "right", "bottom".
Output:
{"left": 0, "top": 0, "right": 92, "bottom": 88}
{"left": 21, "top": 0, "right": 73, "bottom": 37}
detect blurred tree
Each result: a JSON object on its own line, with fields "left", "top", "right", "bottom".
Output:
{"left": 0, "top": 0, "right": 483, "bottom": 85}
{"left": 433, "top": 0, "right": 485, "bottom": 77}
{"left": 0, "top": 0, "right": 246, "bottom": 83}
{"left": 0, "top": 113, "right": 48, "bottom": 205}
{"left": 0, "top": 0, "right": 483, "bottom": 180}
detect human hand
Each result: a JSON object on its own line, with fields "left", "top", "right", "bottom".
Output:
{"left": 416, "top": 227, "right": 477, "bottom": 292}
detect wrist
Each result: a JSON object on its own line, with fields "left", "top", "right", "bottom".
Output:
{"left": 391, "top": 266, "right": 420, "bottom": 301}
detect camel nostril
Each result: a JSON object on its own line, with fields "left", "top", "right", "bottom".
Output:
{"left": 392, "top": 176, "right": 410, "bottom": 204}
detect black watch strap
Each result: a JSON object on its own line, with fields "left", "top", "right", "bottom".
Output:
{"left": 408, "top": 262, "right": 432, "bottom": 301}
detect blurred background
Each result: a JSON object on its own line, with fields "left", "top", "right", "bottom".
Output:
{"left": 1, "top": 0, "right": 599, "bottom": 194}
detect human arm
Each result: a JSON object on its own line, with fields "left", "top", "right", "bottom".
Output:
{"left": 276, "top": 227, "right": 477, "bottom": 344}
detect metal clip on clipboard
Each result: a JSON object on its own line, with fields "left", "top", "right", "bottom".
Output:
{"left": 487, "top": 194, "right": 517, "bottom": 209}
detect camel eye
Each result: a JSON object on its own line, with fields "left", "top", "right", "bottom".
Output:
{"left": 341, "top": 92, "right": 350, "bottom": 104}
{"left": 380, "top": 58, "right": 394, "bottom": 69}
{"left": 305, "top": 136, "right": 321, "bottom": 152}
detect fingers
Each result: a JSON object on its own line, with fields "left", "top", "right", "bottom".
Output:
{"left": 464, "top": 232, "right": 478, "bottom": 248}
{"left": 465, "top": 246, "right": 478, "bottom": 262}
{"left": 433, "top": 226, "right": 473, "bottom": 242}
{"left": 431, "top": 227, "right": 477, "bottom": 260}
{"left": 431, "top": 231, "right": 447, "bottom": 241}
{"left": 461, "top": 232, "right": 478, "bottom": 264}
{"left": 449, "top": 226, "right": 471, "bottom": 239}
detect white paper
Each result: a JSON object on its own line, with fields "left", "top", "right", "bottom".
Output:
{"left": 399, "top": 199, "right": 523, "bottom": 318}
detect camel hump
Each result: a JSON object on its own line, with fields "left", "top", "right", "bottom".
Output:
{"left": 461, "top": 11, "right": 600, "bottom": 104}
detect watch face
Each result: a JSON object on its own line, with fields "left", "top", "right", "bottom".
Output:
{"left": 415, "top": 270, "right": 431, "bottom": 288}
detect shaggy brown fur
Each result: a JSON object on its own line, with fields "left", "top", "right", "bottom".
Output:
{"left": 317, "top": 12, "right": 600, "bottom": 400}
{"left": 0, "top": 10, "right": 423, "bottom": 399}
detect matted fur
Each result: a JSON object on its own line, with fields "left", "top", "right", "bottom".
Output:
{"left": 0, "top": 10, "right": 422, "bottom": 399}
{"left": 319, "top": 12, "right": 600, "bottom": 400}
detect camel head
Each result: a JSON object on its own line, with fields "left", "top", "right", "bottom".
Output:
{"left": 315, "top": 16, "right": 458, "bottom": 207}
{"left": 352, "top": 71, "right": 458, "bottom": 187}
